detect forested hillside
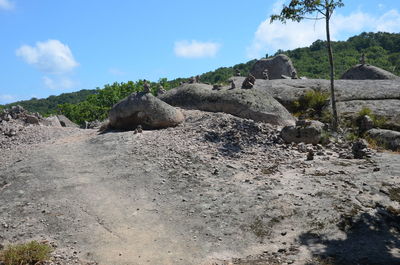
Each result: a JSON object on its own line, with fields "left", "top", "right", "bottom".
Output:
{"left": 286, "top": 32, "right": 400, "bottom": 78}
{"left": 0, "top": 89, "right": 97, "bottom": 116}
{"left": 1, "top": 32, "right": 399, "bottom": 124}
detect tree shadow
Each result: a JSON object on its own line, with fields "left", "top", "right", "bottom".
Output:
{"left": 299, "top": 207, "right": 400, "bottom": 265}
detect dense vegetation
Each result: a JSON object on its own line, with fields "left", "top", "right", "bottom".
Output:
{"left": 1, "top": 32, "right": 399, "bottom": 125}
{"left": 284, "top": 32, "right": 400, "bottom": 78}
{"left": 0, "top": 89, "right": 97, "bottom": 116}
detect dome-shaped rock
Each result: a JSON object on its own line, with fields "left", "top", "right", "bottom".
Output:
{"left": 250, "top": 54, "right": 297, "bottom": 80}
{"left": 341, "top": 64, "right": 399, "bottom": 80}
{"left": 109, "top": 92, "right": 184, "bottom": 130}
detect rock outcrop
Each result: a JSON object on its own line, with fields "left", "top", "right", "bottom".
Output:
{"left": 341, "top": 64, "right": 399, "bottom": 80}
{"left": 109, "top": 92, "right": 185, "bottom": 130}
{"left": 57, "top": 115, "right": 79, "bottom": 128}
{"left": 280, "top": 120, "right": 325, "bottom": 144}
{"left": 226, "top": 78, "right": 400, "bottom": 131}
{"left": 159, "top": 83, "right": 296, "bottom": 126}
{"left": 366, "top": 129, "right": 400, "bottom": 151}
{"left": 250, "top": 54, "right": 297, "bottom": 79}
{"left": 43, "top": 116, "right": 62, "bottom": 127}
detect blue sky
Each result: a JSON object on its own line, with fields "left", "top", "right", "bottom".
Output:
{"left": 1, "top": 0, "right": 400, "bottom": 104}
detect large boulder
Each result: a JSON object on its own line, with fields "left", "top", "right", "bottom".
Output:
{"left": 56, "top": 115, "right": 79, "bottom": 128}
{"left": 159, "top": 83, "right": 296, "bottom": 126}
{"left": 43, "top": 116, "right": 62, "bottom": 127}
{"left": 280, "top": 120, "right": 325, "bottom": 144}
{"left": 341, "top": 64, "right": 399, "bottom": 80}
{"left": 228, "top": 77, "right": 314, "bottom": 110}
{"left": 366, "top": 129, "right": 400, "bottom": 151}
{"left": 250, "top": 54, "right": 297, "bottom": 80}
{"left": 109, "top": 92, "right": 184, "bottom": 130}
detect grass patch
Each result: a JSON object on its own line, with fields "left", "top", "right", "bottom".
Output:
{"left": 292, "top": 90, "right": 330, "bottom": 119}
{"left": 357, "top": 106, "right": 388, "bottom": 128}
{"left": 0, "top": 241, "right": 52, "bottom": 265}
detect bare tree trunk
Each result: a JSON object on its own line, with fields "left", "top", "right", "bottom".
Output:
{"left": 325, "top": 5, "right": 339, "bottom": 131}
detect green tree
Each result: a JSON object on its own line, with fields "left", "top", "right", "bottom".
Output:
{"left": 271, "top": 0, "right": 344, "bottom": 131}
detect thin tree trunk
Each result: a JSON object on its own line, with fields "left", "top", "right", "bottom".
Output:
{"left": 325, "top": 5, "right": 339, "bottom": 131}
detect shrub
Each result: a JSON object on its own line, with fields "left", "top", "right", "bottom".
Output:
{"left": 292, "top": 90, "right": 330, "bottom": 118}
{"left": 357, "top": 106, "right": 387, "bottom": 128}
{"left": 0, "top": 241, "right": 52, "bottom": 265}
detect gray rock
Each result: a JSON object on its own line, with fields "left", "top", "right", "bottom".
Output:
{"left": 25, "top": 114, "right": 39, "bottom": 125}
{"left": 337, "top": 100, "right": 400, "bottom": 131}
{"left": 281, "top": 120, "right": 325, "bottom": 144}
{"left": 56, "top": 115, "right": 79, "bottom": 128}
{"left": 43, "top": 116, "right": 62, "bottom": 127}
{"left": 352, "top": 139, "right": 370, "bottom": 159}
{"left": 341, "top": 64, "right": 399, "bottom": 80}
{"left": 366, "top": 129, "right": 400, "bottom": 151}
{"left": 159, "top": 83, "right": 296, "bottom": 126}
{"left": 357, "top": 115, "right": 374, "bottom": 133}
{"left": 250, "top": 54, "right": 297, "bottom": 80}
{"left": 109, "top": 92, "right": 185, "bottom": 130}
{"left": 227, "top": 78, "right": 400, "bottom": 130}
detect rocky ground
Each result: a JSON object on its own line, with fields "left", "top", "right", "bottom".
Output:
{"left": 1, "top": 109, "right": 400, "bottom": 265}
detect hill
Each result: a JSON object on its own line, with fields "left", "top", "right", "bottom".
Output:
{"left": 0, "top": 89, "right": 97, "bottom": 116}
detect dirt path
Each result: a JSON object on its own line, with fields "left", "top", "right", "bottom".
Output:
{"left": 1, "top": 130, "right": 209, "bottom": 265}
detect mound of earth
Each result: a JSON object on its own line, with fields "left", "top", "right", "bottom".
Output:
{"left": 1, "top": 109, "right": 400, "bottom": 265}
{"left": 159, "top": 83, "right": 296, "bottom": 126}
{"left": 341, "top": 64, "right": 399, "bottom": 80}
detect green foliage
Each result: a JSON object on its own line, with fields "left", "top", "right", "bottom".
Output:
{"left": 59, "top": 81, "right": 145, "bottom": 124}
{"left": 357, "top": 106, "right": 387, "bottom": 128}
{"left": 199, "top": 60, "right": 256, "bottom": 84}
{"left": 0, "top": 241, "right": 52, "bottom": 265}
{"left": 292, "top": 90, "right": 330, "bottom": 118}
{"left": 281, "top": 32, "right": 400, "bottom": 78}
{"left": 358, "top": 106, "right": 372, "bottom": 117}
{"left": 270, "top": 0, "right": 344, "bottom": 23}
{"left": 2, "top": 89, "right": 97, "bottom": 117}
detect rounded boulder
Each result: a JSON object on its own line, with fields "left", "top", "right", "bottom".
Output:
{"left": 109, "top": 92, "right": 184, "bottom": 130}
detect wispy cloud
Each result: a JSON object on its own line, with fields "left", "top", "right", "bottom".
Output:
{"left": 174, "top": 40, "right": 221, "bottom": 58}
{"left": 42, "top": 76, "right": 77, "bottom": 90}
{"left": 0, "top": 0, "right": 14, "bottom": 10}
{"left": 16, "top": 39, "right": 79, "bottom": 74}
{"left": 0, "top": 94, "right": 17, "bottom": 104}
{"left": 247, "top": 1, "right": 400, "bottom": 58}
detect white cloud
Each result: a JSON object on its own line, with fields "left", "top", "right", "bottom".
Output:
{"left": 0, "top": 0, "right": 14, "bottom": 10}
{"left": 42, "top": 76, "right": 76, "bottom": 90}
{"left": 375, "top": 9, "right": 400, "bottom": 32}
{"left": 272, "top": 0, "right": 285, "bottom": 14}
{"left": 109, "top": 68, "right": 126, "bottom": 76}
{"left": 174, "top": 40, "right": 221, "bottom": 58}
{"left": 247, "top": 2, "right": 400, "bottom": 58}
{"left": 16, "top": 40, "right": 79, "bottom": 74}
{"left": 0, "top": 94, "right": 16, "bottom": 104}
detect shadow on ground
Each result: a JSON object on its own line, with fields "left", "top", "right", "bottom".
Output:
{"left": 300, "top": 207, "right": 400, "bottom": 265}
